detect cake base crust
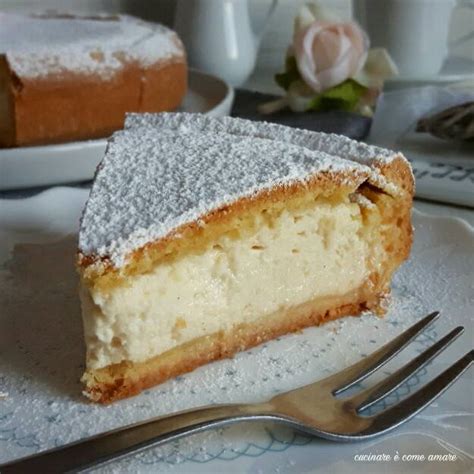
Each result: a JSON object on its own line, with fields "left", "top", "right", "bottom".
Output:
{"left": 82, "top": 285, "right": 386, "bottom": 403}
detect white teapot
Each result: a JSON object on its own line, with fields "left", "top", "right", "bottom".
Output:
{"left": 174, "top": 0, "right": 278, "bottom": 86}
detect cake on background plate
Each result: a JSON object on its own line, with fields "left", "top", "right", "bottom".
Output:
{"left": 77, "top": 113, "right": 414, "bottom": 403}
{"left": 0, "top": 13, "right": 187, "bottom": 147}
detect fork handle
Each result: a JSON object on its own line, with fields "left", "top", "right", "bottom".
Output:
{"left": 0, "top": 403, "right": 273, "bottom": 473}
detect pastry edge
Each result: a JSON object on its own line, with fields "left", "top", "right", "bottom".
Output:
{"left": 82, "top": 286, "right": 391, "bottom": 404}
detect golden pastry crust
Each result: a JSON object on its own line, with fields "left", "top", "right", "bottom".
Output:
{"left": 82, "top": 287, "right": 386, "bottom": 404}
{"left": 0, "top": 59, "right": 187, "bottom": 147}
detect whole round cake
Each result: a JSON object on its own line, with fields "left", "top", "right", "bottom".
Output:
{"left": 0, "top": 13, "right": 187, "bottom": 147}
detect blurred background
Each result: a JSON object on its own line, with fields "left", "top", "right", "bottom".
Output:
{"left": 2, "top": 0, "right": 473, "bottom": 93}
{"left": 1, "top": 0, "right": 473, "bottom": 208}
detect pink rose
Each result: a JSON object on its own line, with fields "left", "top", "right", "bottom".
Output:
{"left": 294, "top": 21, "right": 369, "bottom": 93}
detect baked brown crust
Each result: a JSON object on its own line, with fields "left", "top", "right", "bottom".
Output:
{"left": 0, "top": 59, "right": 187, "bottom": 147}
{"left": 82, "top": 285, "right": 388, "bottom": 404}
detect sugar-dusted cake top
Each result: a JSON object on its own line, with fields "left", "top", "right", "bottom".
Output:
{"left": 79, "top": 113, "right": 407, "bottom": 268}
{"left": 0, "top": 13, "right": 184, "bottom": 79}
{"left": 126, "top": 112, "right": 399, "bottom": 168}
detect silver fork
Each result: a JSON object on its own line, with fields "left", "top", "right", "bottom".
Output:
{"left": 1, "top": 311, "right": 472, "bottom": 474}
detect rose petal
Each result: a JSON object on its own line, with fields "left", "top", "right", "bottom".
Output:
{"left": 305, "top": 2, "right": 341, "bottom": 24}
{"left": 294, "top": 19, "right": 369, "bottom": 93}
{"left": 313, "top": 29, "right": 341, "bottom": 72}
{"left": 294, "top": 4, "right": 318, "bottom": 33}
{"left": 294, "top": 23, "right": 326, "bottom": 92}
{"left": 353, "top": 48, "right": 398, "bottom": 89}
{"left": 343, "top": 22, "right": 370, "bottom": 74}
{"left": 314, "top": 25, "right": 361, "bottom": 90}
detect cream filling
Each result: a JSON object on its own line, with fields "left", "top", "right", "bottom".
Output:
{"left": 82, "top": 201, "right": 370, "bottom": 370}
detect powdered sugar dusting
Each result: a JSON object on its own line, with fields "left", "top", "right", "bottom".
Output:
{"left": 79, "top": 123, "right": 373, "bottom": 267}
{"left": 125, "top": 112, "right": 401, "bottom": 166}
{"left": 126, "top": 113, "right": 405, "bottom": 196}
{"left": 1, "top": 13, "right": 183, "bottom": 79}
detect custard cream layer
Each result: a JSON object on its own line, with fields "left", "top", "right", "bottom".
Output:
{"left": 82, "top": 201, "right": 370, "bottom": 370}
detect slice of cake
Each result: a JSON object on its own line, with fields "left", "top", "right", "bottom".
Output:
{"left": 77, "top": 113, "right": 414, "bottom": 403}
{"left": 0, "top": 13, "right": 186, "bottom": 147}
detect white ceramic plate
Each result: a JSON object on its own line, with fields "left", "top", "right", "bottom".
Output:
{"left": 0, "top": 187, "right": 473, "bottom": 473}
{"left": 0, "top": 69, "right": 234, "bottom": 191}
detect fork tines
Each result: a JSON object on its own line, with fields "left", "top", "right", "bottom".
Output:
{"left": 329, "top": 311, "right": 473, "bottom": 436}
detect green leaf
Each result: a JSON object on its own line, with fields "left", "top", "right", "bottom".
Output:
{"left": 306, "top": 79, "right": 367, "bottom": 112}
{"left": 274, "top": 56, "right": 301, "bottom": 91}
